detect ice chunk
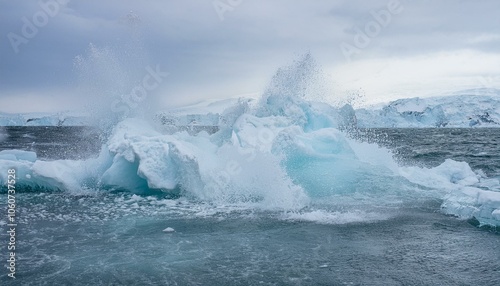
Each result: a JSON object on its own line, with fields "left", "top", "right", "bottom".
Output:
{"left": 399, "top": 159, "right": 479, "bottom": 189}
{"left": 0, "top": 150, "right": 37, "bottom": 162}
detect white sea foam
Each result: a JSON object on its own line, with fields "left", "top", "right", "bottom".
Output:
{"left": 282, "top": 209, "right": 390, "bottom": 225}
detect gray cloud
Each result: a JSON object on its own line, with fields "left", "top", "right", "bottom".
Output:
{"left": 1, "top": 0, "right": 499, "bottom": 112}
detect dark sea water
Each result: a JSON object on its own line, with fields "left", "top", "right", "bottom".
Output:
{"left": 0, "top": 127, "right": 102, "bottom": 160}
{"left": 356, "top": 128, "right": 500, "bottom": 178}
{"left": 1, "top": 127, "right": 499, "bottom": 285}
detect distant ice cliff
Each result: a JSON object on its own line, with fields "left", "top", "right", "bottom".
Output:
{"left": 1, "top": 89, "right": 499, "bottom": 128}
{"left": 355, "top": 89, "right": 500, "bottom": 128}
{"left": 0, "top": 111, "right": 91, "bottom": 126}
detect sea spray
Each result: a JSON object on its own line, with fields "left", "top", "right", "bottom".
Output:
{"left": 73, "top": 11, "right": 153, "bottom": 135}
{"left": 1, "top": 54, "right": 499, "bottom": 227}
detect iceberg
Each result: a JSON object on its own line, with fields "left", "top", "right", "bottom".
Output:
{"left": 3, "top": 102, "right": 499, "bottom": 225}
{"left": 399, "top": 159, "right": 500, "bottom": 226}
{"left": 1, "top": 56, "right": 499, "bottom": 227}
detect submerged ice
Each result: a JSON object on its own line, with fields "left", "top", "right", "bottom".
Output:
{"left": 1, "top": 56, "right": 500, "bottom": 227}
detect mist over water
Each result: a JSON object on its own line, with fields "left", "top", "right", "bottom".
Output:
{"left": 74, "top": 14, "right": 152, "bottom": 133}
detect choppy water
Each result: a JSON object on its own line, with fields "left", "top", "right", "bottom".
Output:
{"left": 1, "top": 127, "right": 500, "bottom": 285}
{"left": 0, "top": 126, "right": 102, "bottom": 160}
{"left": 356, "top": 128, "right": 500, "bottom": 177}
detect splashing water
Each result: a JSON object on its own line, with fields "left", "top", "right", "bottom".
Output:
{"left": 1, "top": 54, "right": 500, "bottom": 228}
{"left": 73, "top": 15, "right": 150, "bottom": 133}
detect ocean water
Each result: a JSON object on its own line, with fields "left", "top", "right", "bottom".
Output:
{"left": 1, "top": 127, "right": 499, "bottom": 285}
{"left": 0, "top": 126, "right": 102, "bottom": 160}
{"left": 355, "top": 128, "right": 500, "bottom": 177}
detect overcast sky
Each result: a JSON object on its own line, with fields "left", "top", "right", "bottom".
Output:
{"left": 1, "top": 0, "right": 499, "bottom": 113}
